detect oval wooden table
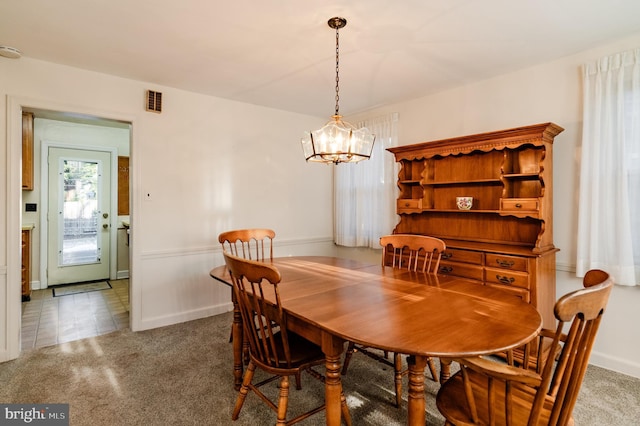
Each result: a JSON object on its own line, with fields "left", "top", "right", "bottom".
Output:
{"left": 210, "top": 256, "right": 542, "bottom": 426}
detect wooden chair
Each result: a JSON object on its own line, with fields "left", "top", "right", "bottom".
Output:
{"left": 218, "top": 228, "right": 276, "bottom": 261}
{"left": 436, "top": 269, "right": 614, "bottom": 426}
{"left": 341, "top": 234, "right": 446, "bottom": 408}
{"left": 224, "top": 252, "right": 351, "bottom": 425}
{"left": 219, "top": 229, "right": 279, "bottom": 384}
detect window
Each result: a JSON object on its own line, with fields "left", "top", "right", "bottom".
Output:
{"left": 334, "top": 113, "right": 398, "bottom": 248}
{"left": 577, "top": 48, "right": 640, "bottom": 286}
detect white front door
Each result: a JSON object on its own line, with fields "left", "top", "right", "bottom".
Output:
{"left": 47, "top": 147, "right": 111, "bottom": 285}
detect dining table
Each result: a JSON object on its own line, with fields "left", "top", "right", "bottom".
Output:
{"left": 209, "top": 256, "right": 542, "bottom": 426}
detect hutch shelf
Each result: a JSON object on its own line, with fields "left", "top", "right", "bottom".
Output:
{"left": 388, "top": 122, "right": 564, "bottom": 328}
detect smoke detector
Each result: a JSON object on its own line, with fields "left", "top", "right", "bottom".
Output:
{"left": 0, "top": 46, "right": 22, "bottom": 59}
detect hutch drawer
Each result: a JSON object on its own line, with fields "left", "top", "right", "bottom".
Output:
{"left": 397, "top": 198, "right": 422, "bottom": 211}
{"left": 485, "top": 253, "right": 528, "bottom": 272}
{"left": 500, "top": 198, "right": 539, "bottom": 212}
{"left": 485, "top": 267, "right": 530, "bottom": 289}
{"left": 485, "top": 282, "right": 530, "bottom": 303}
{"left": 441, "top": 248, "right": 483, "bottom": 265}
{"left": 439, "top": 262, "right": 484, "bottom": 281}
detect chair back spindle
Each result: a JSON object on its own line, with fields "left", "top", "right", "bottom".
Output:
{"left": 218, "top": 228, "right": 275, "bottom": 262}
{"left": 380, "top": 234, "right": 446, "bottom": 274}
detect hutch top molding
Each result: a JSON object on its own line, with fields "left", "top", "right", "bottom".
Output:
{"left": 388, "top": 122, "right": 564, "bottom": 161}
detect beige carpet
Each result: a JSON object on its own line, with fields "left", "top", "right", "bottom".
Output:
{"left": 1, "top": 311, "right": 638, "bottom": 425}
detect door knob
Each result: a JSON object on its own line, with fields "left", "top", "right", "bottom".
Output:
{"left": 103, "top": 213, "right": 109, "bottom": 218}
{"left": 103, "top": 224, "right": 109, "bottom": 229}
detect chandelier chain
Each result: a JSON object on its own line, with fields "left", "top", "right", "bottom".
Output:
{"left": 300, "top": 17, "right": 375, "bottom": 164}
{"left": 335, "top": 25, "right": 340, "bottom": 116}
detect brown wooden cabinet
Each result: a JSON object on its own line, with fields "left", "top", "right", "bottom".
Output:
{"left": 118, "top": 156, "right": 130, "bottom": 215}
{"left": 21, "top": 228, "right": 32, "bottom": 301}
{"left": 388, "top": 123, "right": 563, "bottom": 328}
{"left": 22, "top": 112, "right": 34, "bottom": 191}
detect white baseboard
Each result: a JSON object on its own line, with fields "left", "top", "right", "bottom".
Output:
{"left": 589, "top": 350, "right": 640, "bottom": 379}
{"left": 555, "top": 261, "right": 575, "bottom": 273}
{"left": 116, "top": 270, "right": 129, "bottom": 280}
{"left": 137, "top": 302, "right": 233, "bottom": 332}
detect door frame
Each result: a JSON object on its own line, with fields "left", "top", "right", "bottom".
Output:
{"left": 4, "top": 95, "right": 139, "bottom": 362}
{"left": 40, "top": 142, "right": 118, "bottom": 288}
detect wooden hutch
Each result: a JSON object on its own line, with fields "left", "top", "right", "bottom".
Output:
{"left": 387, "top": 123, "right": 563, "bottom": 328}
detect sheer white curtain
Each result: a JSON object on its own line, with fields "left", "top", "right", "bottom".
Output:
{"left": 577, "top": 48, "right": 640, "bottom": 286}
{"left": 334, "top": 112, "right": 398, "bottom": 248}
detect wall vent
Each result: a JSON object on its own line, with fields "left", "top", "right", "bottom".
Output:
{"left": 146, "top": 90, "right": 162, "bottom": 113}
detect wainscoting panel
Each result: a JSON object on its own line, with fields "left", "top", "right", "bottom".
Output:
{"left": 135, "top": 237, "right": 336, "bottom": 331}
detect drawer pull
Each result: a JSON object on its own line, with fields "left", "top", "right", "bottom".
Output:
{"left": 440, "top": 266, "right": 453, "bottom": 274}
{"left": 441, "top": 252, "right": 452, "bottom": 259}
{"left": 515, "top": 203, "right": 522, "bottom": 208}
{"left": 496, "top": 275, "right": 515, "bottom": 285}
{"left": 404, "top": 202, "right": 411, "bottom": 207}
{"left": 496, "top": 259, "right": 515, "bottom": 268}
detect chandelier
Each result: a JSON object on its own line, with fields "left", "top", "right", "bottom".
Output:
{"left": 301, "top": 17, "right": 375, "bottom": 164}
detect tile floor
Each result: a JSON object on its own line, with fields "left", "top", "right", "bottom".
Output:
{"left": 20, "top": 279, "right": 130, "bottom": 351}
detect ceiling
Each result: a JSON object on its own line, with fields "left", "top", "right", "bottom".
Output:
{"left": 2, "top": 0, "right": 640, "bottom": 118}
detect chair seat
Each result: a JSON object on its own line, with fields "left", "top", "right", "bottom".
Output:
{"left": 437, "top": 369, "right": 560, "bottom": 426}
{"left": 261, "top": 331, "right": 324, "bottom": 369}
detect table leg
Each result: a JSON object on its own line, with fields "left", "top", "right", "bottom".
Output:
{"left": 440, "top": 357, "right": 452, "bottom": 382}
{"left": 322, "top": 332, "right": 345, "bottom": 426}
{"left": 406, "top": 355, "right": 427, "bottom": 426}
{"left": 231, "top": 290, "right": 243, "bottom": 390}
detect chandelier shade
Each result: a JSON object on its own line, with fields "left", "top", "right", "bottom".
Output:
{"left": 301, "top": 17, "right": 375, "bottom": 164}
{"left": 302, "top": 115, "right": 375, "bottom": 164}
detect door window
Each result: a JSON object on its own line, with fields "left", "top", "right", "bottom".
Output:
{"left": 61, "top": 158, "right": 101, "bottom": 265}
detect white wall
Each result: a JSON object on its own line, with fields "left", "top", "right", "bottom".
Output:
{"left": 3, "top": 33, "right": 640, "bottom": 379}
{"left": 350, "top": 33, "right": 640, "bottom": 379}
{"left": 0, "top": 57, "right": 335, "bottom": 361}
